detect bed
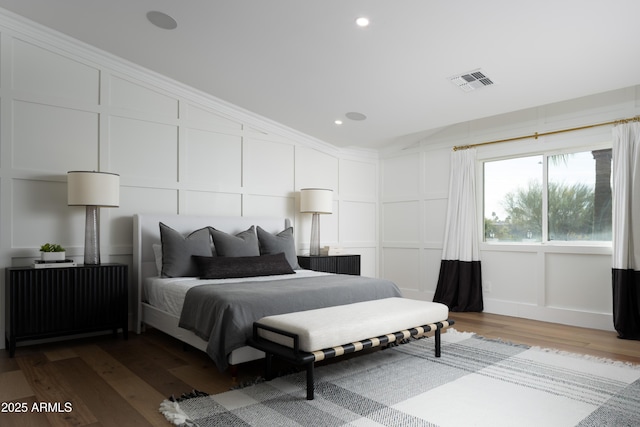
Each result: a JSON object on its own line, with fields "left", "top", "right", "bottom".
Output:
{"left": 133, "top": 214, "right": 402, "bottom": 372}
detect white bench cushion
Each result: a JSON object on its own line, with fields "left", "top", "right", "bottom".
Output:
{"left": 257, "top": 297, "right": 448, "bottom": 352}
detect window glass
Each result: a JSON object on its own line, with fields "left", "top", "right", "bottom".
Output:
{"left": 547, "top": 149, "right": 612, "bottom": 241}
{"left": 484, "top": 156, "right": 542, "bottom": 242}
{"left": 483, "top": 148, "right": 612, "bottom": 243}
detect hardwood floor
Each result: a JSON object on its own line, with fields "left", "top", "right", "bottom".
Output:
{"left": 1, "top": 313, "right": 639, "bottom": 426}
{"left": 452, "top": 312, "right": 640, "bottom": 364}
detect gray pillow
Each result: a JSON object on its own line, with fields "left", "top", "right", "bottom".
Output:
{"left": 208, "top": 226, "right": 260, "bottom": 257}
{"left": 159, "top": 223, "right": 212, "bottom": 277}
{"left": 193, "top": 253, "right": 294, "bottom": 279}
{"left": 256, "top": 226, "right": 300, "bottom": 269}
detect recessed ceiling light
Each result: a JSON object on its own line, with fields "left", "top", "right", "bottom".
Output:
{"left": 146, "top": 11, "right": 178, "bottom": 30}
{"left": 334, "top": 119, "right": 343, "bottom": 125}
{"left": 355, "top": 17, "right": 370, "bottom": 27}
{"left": 345, "top": 112, "right": 367, "bottom": 121}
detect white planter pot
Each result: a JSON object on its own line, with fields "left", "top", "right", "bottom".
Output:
{"left": 41, "top": 251, "right": 65, "bottom": 262}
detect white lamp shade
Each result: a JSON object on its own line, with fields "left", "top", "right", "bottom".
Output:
{"left": 67, "top": 171, "right": 120, "bottom": 207}
{"left": 300, "top": 188, "right": 333, "bottom": 214}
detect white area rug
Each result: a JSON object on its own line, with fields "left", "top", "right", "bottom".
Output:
{"left": 160, "top": 330, "right": 640, "bottom": 426}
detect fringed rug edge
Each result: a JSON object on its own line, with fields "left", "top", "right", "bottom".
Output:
{"left": 160, "top": 399, "right": 192, "bottom": 427}
{"left": 451, "top": 327, "right": 640, "bottom": 369}
{"left": 529, "top": 345, "right": 640, "bottom": 369}
{"left": 160, "top": 389, "right": 209, "bottom": 427}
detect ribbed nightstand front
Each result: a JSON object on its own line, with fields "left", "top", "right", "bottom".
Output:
{"left": 297, "top": 255, "right": 361, "bottom": 275}
{"left": 5, "top": 263, "right": 128, "bottom": 357}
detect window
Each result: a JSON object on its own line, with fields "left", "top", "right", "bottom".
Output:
{"left": 483, "top": 148, "right": 612, "bottom": 243}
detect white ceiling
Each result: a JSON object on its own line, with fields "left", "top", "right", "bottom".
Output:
{"left": 1, "top": 0, "right": 639, "bottom": 150}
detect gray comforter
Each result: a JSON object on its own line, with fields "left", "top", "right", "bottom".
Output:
{"left": 178, "top": 274, "right": 402, "bottom": 370}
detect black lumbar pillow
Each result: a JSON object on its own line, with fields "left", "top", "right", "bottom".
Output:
{"left": 193, "top": 252, "right": 295, "bottom": 280}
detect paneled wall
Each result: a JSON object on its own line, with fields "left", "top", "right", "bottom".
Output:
{"left": 380, "top": 86, "right": 640, "bottom": 331}
{"left": 0, "top": 12, "right": 379, "bottom": 346}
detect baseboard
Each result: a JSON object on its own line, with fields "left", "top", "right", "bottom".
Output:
{"left": 482, "top": 298, "right": 615, "bottom": 332}
{"left": 397, "top": 291, "right": 614, "bottom": 332}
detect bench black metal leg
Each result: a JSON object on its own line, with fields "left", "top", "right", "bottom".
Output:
{"left": 435, "top": 327, "right": 441, "bottom": 358}
{"left": 306, "top": 362, "right": 314, "bottom": 400}
{"left": 265, "top": 352, "right": 274, "bottom": 380}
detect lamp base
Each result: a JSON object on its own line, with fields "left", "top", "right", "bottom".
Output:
{"left": 310, "top": 212, "right": 320, "bottom": 256}
{"left": 84, "top": 205, "right": 100, "bottom": 265}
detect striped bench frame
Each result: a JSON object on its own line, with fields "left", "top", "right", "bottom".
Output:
{"left": 248, "top": 319, "right": 455, "bottom": 400}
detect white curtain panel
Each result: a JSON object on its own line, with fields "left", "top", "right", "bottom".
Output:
{"left": 433, "top": 148, "right": 483, "bottom": 312}
{"left": 612, "top": 122, "right": 640, "bottom": 270}
{"left": 441, "top": 148, "right": 480, "bottom": 262}
{"left": 612, "top": 121, "right": 640, "bottom": 339}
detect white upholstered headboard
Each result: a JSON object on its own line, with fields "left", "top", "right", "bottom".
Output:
{"left": 133, "top": 214, "right": 291, "bottom": 332}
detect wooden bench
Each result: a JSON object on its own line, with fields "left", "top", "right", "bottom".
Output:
{"left": 247, "top": 297, "right": 454, "bottom": 400}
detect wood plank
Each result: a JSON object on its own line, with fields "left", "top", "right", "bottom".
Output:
{"left": 107, "top": 330, "right": 189, "bottom": 370}
{"left": 72, "top": 343, "right": 168, "bottom": 425}
{"left": 0, "top": 396, "right": 52, "bottom": 427}
{"left": 0, "top": 370, "right": 33, "bottom": 401}
{"left": 16, "top": 353, "right": 98, "bottom": 426}
{"left": 53, "top": 357, "right": 154, "bottom": 427}
{"left": 143, "top": 329, "right": 217, "bottom": 368}
{"left": 44, "top": 348, "right": 78, "bottom": 362}
{"left": 98, "top": 333, "right": 197, "bottom": 398}
{"left": 0, "top": 351, "right": 21, "bottom": 374}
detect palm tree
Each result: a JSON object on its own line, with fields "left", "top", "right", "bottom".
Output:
{"left": 549, "top": 150, "right": 612, "bottom": 240}
{"left": 591, "top": 149, "right": 612, "bottom": 239}
{"left": 547, "top": 182, "right": 594, "bottom": 240}
{"left": 501, "top": 181, "right": 595, "bottom": 240}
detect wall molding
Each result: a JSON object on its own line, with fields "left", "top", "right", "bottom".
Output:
{"left": 0, "top": 7, "right": 377, "bottom": 161}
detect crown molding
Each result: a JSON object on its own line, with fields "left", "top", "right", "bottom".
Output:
{"left": 0, "top": 7, "right": 378, "bottom": 160}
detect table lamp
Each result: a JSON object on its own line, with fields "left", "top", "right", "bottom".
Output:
{"left": 300, "top": 188, "right": 333, "bottom": 256}
{"left": 67, "top": 171, "right": 120, "bottom": 265}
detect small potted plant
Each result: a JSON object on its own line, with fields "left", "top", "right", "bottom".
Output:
{"left": 40, "top": 243, "right": 66, "bottom": 262}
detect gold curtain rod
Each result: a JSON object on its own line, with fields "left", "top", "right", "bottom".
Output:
{"left": 452, "top": 115, "right": 640, "bottom": 151}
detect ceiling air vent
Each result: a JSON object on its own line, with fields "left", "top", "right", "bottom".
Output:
{"left": 449, "top": 69, "right": 494, "bottom": 92}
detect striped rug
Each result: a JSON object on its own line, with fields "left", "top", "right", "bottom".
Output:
{"left": 160, "top": 330, "right": 640, "bottom": 426}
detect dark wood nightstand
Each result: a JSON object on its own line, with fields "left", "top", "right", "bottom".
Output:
{"left": 5, "top": 263, "right": 128, "bottom": 357}
{"left": 297, "top": 255, "right": 361, "bottom": 275}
